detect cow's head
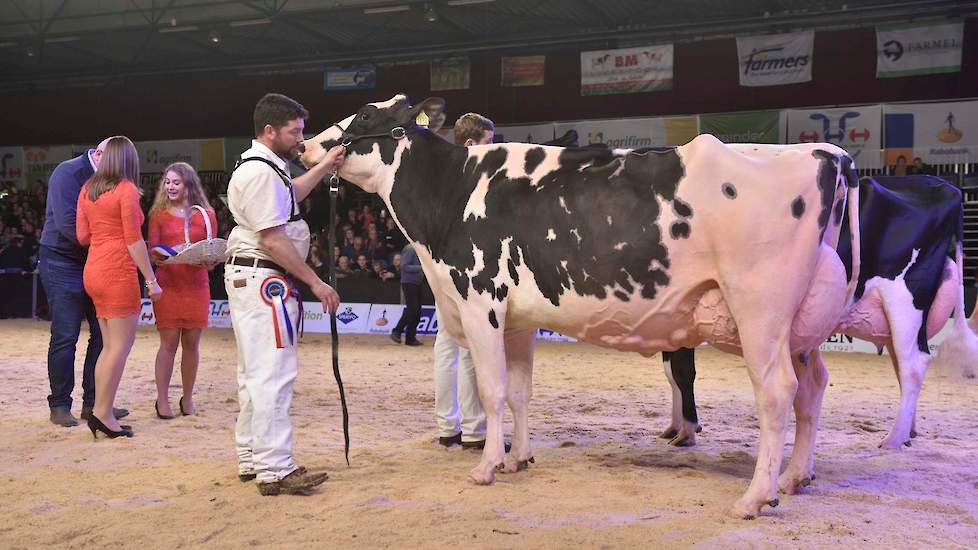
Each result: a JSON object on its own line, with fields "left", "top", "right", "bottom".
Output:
{"left": 301, "top": 94, "right": 445, "bottom": 194}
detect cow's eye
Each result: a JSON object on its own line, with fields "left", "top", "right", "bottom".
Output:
{"left": 361, "top": 113, "right": 370, "bottom": 121}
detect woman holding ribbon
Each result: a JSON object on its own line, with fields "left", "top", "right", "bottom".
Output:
{"left": 148, "top": 162, "right": 218, "bottom": 419}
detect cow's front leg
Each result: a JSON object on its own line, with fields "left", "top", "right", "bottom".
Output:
{"left": 499, "top": 328, "right": 536, "bottom": 474}
{"left": 461, "top": 304, "right": 508, "bottom": 485}
{"left": 779, "top": 349, "right": 827, "bottom": 494}
{"left": 732, "top": 333, "right": 797, "bottom": 519}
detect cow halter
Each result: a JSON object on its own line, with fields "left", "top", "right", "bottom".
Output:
{"left": 323, "top": 122, "right": 413, "bottom": 149}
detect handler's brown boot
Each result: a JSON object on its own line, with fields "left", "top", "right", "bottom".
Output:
{"left": 257, "top": 467, "right": 328, "bottom": 496}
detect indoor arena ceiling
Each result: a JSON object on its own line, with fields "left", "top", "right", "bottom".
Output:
{"left": 0, "top": 0, "right": 974, "bottom": 89}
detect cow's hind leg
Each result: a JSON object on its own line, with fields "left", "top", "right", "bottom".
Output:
{"left": 661, "top": 347, "right": 699, "bottom": 446}
{"left": 779, "top": 349, "right": 828, "bottom": 495}
{"left": 460, "top": 304, "right": 509, "bottom": 485}
{"left": 877, "top": 292, "right": 929, "bottom": 450}
{"left": 730, "top": 323, "right": 797, "bottom": 519}
{"left": 499, "top": 328, "right": 536, "bottom": 474}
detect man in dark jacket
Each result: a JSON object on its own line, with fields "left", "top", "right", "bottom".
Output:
{"left": 38, "top": 140, "right": 128, "bottom": 427}
{"left": 390, "top": 242, "right": 424, "bottom": 346}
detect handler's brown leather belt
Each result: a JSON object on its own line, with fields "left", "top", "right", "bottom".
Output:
{"left": 226, "top": 256, "right": 286, "bottom": 273}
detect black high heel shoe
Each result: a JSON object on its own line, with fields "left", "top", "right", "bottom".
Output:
{"left": 179, "top": 396, "right": 195, "bottom": 416}
{"left": 87, "top": 414, "right": 134, "bottom": 439}
{"left": 156, "top": 400, "right": 175, "bottom": 420}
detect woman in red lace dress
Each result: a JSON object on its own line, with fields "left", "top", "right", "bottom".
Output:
{"left": 77, "top": 136, "right": 162, "bottom": 438}
{"left": 148, "top": 162, "right": 218, "bottom": 419}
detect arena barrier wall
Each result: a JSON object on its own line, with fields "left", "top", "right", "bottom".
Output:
{"left": 135, "top": 299, "right": 957, "bottom": 352}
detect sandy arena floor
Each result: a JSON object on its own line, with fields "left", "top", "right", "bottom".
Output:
{"left": 1, "top": 319, "right": 977, "bottom": 549}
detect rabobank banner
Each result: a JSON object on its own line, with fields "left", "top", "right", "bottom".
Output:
{"left": 138, "top": 300, "right": 954, "bottom": 352}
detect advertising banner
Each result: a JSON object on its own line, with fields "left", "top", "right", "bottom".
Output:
{"left": 736, "top": 31, "right": 814, "bottom": 87}
{"left": 876, "top": 19, "right": 964, "bottom": 78}
{"left": 581, "top": 44, "right": 673, "bottom": 96}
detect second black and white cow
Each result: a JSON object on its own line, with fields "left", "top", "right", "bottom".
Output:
{"left": 661, "top": 175, "right": 978, "bottom": 457}
{"left": 301, "top": 95, "right": 861, "bottom": 518}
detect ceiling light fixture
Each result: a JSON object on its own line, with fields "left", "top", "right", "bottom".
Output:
{"left": 363, "top": 5, "right": 410, "bottom": 14}
{"left": 424, "top": 3, "right": 438, "bottom": 22}
{"left": 229, "top": 18, "right": 272, "bottom": 27}
{"left": 446, "top": 0, "right": 496, "bottom": 6}
{"left": 208, "top": 29, "right": 221, "bottom": 43}
{"left": 159, "top": 25, "right": 199, "bottom": 33}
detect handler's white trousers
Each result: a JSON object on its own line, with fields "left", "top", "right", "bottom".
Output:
{"left": 225, "top": 264, "right": 299, "bottom": 483}
{"left": 433, "top": 327, "right": 486, "bottom": 442}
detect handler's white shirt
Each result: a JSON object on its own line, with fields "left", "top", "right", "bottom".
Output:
{"left": 226, "top": 140, "right": 310, "bottom": 262}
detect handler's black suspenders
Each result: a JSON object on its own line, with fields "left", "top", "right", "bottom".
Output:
{"left": 232, "top": 157, "right": 302, "bottom": 223}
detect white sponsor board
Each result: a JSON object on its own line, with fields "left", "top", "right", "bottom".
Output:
{"left": 736, "top": 31, "right": 814, "bottom": 87}
{"left": 786, "top": 105, "right": 884, "bottom": 169}
{"left": 876, "top": 19, "right": 964, "bottom": 78}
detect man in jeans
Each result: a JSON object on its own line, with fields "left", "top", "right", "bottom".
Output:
{"left": 39, "top": 139, "right": 129, "bottom": 426}
{"left": 390, "top": 242, "right": 424, "bottom": 346}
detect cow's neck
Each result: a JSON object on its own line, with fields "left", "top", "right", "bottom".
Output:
{"left": 383, "top": 132, "right": 472, "bottom": 260}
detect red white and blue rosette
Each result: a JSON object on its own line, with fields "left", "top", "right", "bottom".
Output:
{"left": 259, "top": 275, "right": 294, "bottom": 348}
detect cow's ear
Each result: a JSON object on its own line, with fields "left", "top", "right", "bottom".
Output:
{"left": 403, "top": 97, "right": 446, "bottom": 129}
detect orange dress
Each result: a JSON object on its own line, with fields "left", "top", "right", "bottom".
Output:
{"left": 76, "top": 180, "right": 144, "bottom": 319}
{"left": 148, "top": 208, "right": 217, "bottom": 329}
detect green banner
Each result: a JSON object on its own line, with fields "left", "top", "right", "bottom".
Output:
{"left": 698, "top": 110, "right": 781, "bottom": 143}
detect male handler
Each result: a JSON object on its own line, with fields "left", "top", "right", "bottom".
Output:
{"left": 225, "top": 93, "right": 344, "bottom": 495}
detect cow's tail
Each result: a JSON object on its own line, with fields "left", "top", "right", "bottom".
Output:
{"left": 934, "top": 203, "right": 978, "bottom": 379}
{"left": 841, "top": 154, "right": 860, "bottom": 308}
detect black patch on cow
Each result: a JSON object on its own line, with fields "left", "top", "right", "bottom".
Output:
{"left": 614, "top": 290, "right": 630, "bottom": 302}
{"left": 451, "top": 268, "right": 469, "bottom": 299}
{"left": 488, "top": 309, "right": 499, "bottom": 329}
{"left": 722, "top": 183, "right": 737, "bottom": 199}
{"left": 670, "top": 221, "right": 691, "bottom": 239}
{"left": 673, "top": 198, "right": 692, "bottom": 218}
{"left": 837, "top": 175, "right": 963, "bottom": 352}
{"left": 833, "top": 197, "right": 845, "bottom": 226}
{"left": 524, "top": 147, "right": 546, "bottom": 175}
{"left": 334, "top": 104, "right": 409, "bottom": 166}
{"left": 388, "top": 133, "right": 686, "bottom": 307}
{"left": 791, "top": 196, "right": 806, "bottom": 219}
{"left": 812, "top": 150, "right": 838, "bottom": 230}
{"left": 496, "top": 283, "right": 508, "bottom": 301}
{"left": 507, "top": 258, "right": 520, "bottom": 285}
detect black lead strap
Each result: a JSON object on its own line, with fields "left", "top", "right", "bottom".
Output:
{"left": 327, "top": 171, "right": 351, "bottom": 466}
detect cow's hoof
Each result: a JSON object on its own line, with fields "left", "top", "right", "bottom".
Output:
{"left": 498, "top": 455, "right": 536, "bottom": 474}
{"left": 879, "top": 436, "right": 909, "bottom": 450}
{"left": 668, "top": 435, "right": 695, "bottom": 447}
{"left": 696, "top": 425, "right": 703, "bottom": 433}
{"left": 469, "top": 467, "right": 496, "bottom": 485}
{"left": 778, "top": 473, "right": 811, "bottom": 495}
{"left": 729, "top": 501, "right": 760, "bottom": 520}
{"left": 659, "top": 427, "right": 679, "bottom": 439}
{"left": 767, "top": 498, "right": 779, "bottom": 508}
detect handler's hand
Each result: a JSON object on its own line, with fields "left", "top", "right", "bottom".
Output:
{"left": 323, "top": 145, "right": 345, "bottom": 172}
{"left": 312, "top": 280, "right": 340, "bottom": 314}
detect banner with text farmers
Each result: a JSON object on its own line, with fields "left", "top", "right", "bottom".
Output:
{"left": 736, "top": 31, "right": 813, "bottom": 87}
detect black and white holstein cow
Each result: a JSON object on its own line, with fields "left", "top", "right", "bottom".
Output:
{"left": 661, "top": 175, "right": 978, "bottom": 456}
{"left": 301, "top": 95, "right": 861, "bottom": 519}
